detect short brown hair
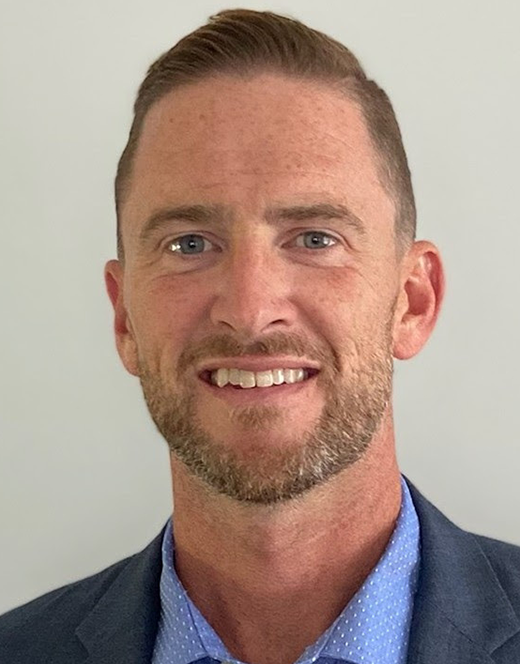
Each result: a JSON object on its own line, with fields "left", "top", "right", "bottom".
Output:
{"left": 115, "top": 9, "right": 416, "bottom": 261}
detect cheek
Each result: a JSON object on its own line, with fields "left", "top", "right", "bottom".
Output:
{"left": 318, "top": 269, "right": 374, "bottom": 324}
{"left": 129, "top": 277, "right": 205, "bottom": 349}
{"left": 317, "top": 270, "right": 393, "bottom": 351}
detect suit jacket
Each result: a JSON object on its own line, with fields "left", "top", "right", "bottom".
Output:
{"left": 1, "top": 476, "right": 520, "bottom": 664}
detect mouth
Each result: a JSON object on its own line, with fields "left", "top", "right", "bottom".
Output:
{"left": 197, "top": 368, "right": 321, "bottom": 403}
{"left": 199, "top": 368, "right": 320, "bottom": 387}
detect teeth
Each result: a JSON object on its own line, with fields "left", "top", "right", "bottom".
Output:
{"left": 215, "top": 368, "right": 230, "bottom": 388}
{"left": 239, "top": 370, "right": 256, "bottom": 389}
{"left": 228, "top": 368, "right": 241, "bottom": 386}
{"left": 210, "top": 367, "right": 308, "bottom": 388}
{"left": 284, "top": 369, "right": 303, "bottom": 384}
{"left": 272, "top": 368, "right": 285, "bottom": 385}
{"left": 255, "top": 370, "right": 274, "bottom": 388}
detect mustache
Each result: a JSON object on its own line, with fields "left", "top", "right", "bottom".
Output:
{"left": 178, "top": 331, "right": 332, "bottom": 374}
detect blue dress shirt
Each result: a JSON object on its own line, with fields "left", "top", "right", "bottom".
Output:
{"left": 152, "top": 474, "right": 420, "bottom": 664}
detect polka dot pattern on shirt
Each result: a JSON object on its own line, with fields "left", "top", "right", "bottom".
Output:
{"left": 151, "top": 475, "right": 420, "bottom": 664}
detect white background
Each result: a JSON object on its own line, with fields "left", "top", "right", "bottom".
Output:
{"left": 1, "top": 0, "right": 519, "bottom": 614}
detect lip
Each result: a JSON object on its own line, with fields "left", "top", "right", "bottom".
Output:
{"left": 197, "top": 372, "right": 319, "bottom": 404}
{"left": 196, "top": 357, "right": 321, "bottom": 375}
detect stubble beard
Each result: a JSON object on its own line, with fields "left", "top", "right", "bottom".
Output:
{"left": 137, "top": 315, "right": 395, "bottom": 506}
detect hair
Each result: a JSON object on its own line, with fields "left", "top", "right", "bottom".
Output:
{"left": 115, "top": 9, "right": 416, "bottom": 262}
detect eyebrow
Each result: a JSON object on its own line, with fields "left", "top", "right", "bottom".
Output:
{"left": 138, "top": 202, "right": 367, "bottom": 244}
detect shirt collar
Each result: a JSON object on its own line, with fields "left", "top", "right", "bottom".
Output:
{"left": 154, "top": 474, "right": 420, "bottom": 664}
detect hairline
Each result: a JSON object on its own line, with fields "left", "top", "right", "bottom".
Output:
{"left": 115, "top": 71, "right": 410, "bottom": 263}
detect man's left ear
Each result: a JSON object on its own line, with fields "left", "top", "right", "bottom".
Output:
{"left": 392, "top": 240, "right": 446, "bottom": 360}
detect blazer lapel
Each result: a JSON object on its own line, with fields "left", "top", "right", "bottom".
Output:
{"left": 404, "top": 476, "right": 520, "bottom": 664}
{"left": 73, "top": 480, "right": 520, "bottom": 664}
{"left": 75, "top": 524, "right": 166, "bottom": 664}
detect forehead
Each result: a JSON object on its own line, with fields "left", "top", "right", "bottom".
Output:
{"left": 124, "top": 73, "right": 394, "bottom": 235}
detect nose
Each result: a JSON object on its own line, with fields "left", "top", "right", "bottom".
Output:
{"left": 209, "top": 238, "right": 297, "bottom": 338}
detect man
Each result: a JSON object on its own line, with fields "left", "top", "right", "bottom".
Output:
{"left": 1, "top": 8, "right": 519, "bottom": 664}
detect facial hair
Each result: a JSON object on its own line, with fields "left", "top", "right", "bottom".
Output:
{"left": 138, "top": 304, "right": 396, "bottom": 506}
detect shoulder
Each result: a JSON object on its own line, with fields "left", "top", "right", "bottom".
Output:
{"left": 473, "top": 532, "right": 520, "bottom": 589}
{"left": 405, "top": 474, "right": 520, "bottom": 629}
{"left": 0, "top": 553, "right": 134, "bottom": 661}
{"left": 0, "top": 523, "right": 166, "bottom": 663}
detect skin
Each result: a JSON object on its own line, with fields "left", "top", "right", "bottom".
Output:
{"left": 105, "top": 73, "right": 445, "bottom": 664}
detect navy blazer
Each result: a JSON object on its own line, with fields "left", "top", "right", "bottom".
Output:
{"left": 1, "top": 476, "right": 520, "bottom": 663}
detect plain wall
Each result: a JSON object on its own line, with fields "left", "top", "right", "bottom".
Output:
{"left": 1, "top": 0, "right": 519, "bottom": 614}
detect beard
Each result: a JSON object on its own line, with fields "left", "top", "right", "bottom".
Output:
{"left": 138, "top": 305, "right": 396, "bottom": 506}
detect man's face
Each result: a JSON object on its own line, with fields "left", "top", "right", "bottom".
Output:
{"left": 107, "top": 73, "right": 402, "bottom": 505}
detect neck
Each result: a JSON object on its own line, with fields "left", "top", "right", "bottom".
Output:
{"left": 169, "top": 413, "right": 402, "bottom": 664}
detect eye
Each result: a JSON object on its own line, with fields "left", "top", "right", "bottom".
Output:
{"left": 167, "top": 234, "right": 214, "bottom": 257}
{"left": 292, "top": 231, "right": 338, "bottom": 251}
{"left": 165, "top": 230, "right": 338, "bottom": 258}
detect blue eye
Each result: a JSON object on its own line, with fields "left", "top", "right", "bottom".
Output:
{"left": 294, "top": 231, "right": 337, "bottom": 250}
{"left": 167, "top": 231, "right": 337, "bottom": 257}
{"left": 168, "top": 234, "right": 213, "bottom": 256}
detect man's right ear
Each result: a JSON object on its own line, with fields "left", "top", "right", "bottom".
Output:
{"left": 104, "top": 260, "right": 139, "bottom": 376}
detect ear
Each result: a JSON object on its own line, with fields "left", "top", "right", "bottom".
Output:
{"left": 392, "top": 241, "right": 446, "bottom": 360}
{"left": 104, "top": 260, "right": 139, "bottom": 376}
